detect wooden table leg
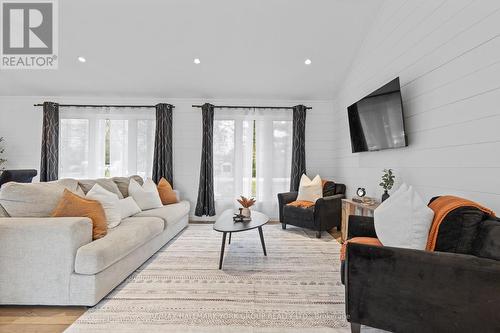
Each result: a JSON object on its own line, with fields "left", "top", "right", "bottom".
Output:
{"left": 219, "top": 232, "right": 227, "bottom": 269}
{"left": 341, "top": 203, "right": 347, "bottom": 242}
{"left": 258, "top": 226, "right": 267, "bottom": 256}
{"left": 229, "top": 232, "right": 232, "bottom": 244}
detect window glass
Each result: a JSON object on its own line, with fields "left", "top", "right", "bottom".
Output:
{"left": 59, "top": 119, "right": 89, "bottom": 178}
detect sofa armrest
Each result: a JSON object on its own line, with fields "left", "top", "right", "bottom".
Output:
{"left": 0, "top": 217, "right": 92, "bottom": 304}
{"left": 314, "top": 194, "right": 345, "bottom": 230}
{"left": 345, "top": 243, "right": 500, "bottom": 332}
{"left": 347, "top": 215, "right": 376, "bottom": 238}
{"left": 318, "top": 193, "right": 345, "bottom": 202}
{"left": 277, "top": 191, "right": 298, "bottom": 222}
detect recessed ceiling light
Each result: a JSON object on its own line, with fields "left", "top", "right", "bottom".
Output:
{"left": 193, "top": 58, "right": 201, "bottom": 64}
{"left": 77, "top": 56, "right": 86, "bottom": 63}
{"left": 304, "top": 59, "right": 312, "bottom": 65}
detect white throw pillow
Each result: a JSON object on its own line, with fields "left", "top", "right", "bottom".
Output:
{"left": 374, "top": 184, "right": 434, "bottom": 250}
{"left": 128, "top": 178, "right": 163, "bottom": 210}
{"left": 86, "top": 184, "right": 122, "bottom": 228}
{"left": 296, "top": 174, "right": 323, "bottom": 202}
{"left": 118, "top": 196, "right": 142, "bottom": 219}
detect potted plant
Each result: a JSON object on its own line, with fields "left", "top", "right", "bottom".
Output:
{"left": 237, "top": 196, "right": 255, "bottom": 218}
{"left": 0, "top": 137, "right": 6, "bottom": 172}
{"left": 379, "top": 169, "right": 395, "bottom": 202}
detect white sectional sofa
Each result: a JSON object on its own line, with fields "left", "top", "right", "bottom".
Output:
{"left": 0, "top": 176, "right": 190, "bottom": 306}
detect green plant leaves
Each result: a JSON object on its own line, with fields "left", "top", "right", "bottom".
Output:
{"left": 380, "top": 168, "right": 395, "bottom": 191}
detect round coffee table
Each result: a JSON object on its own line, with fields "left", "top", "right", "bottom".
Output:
{"left": 213, "top": 209, "right": 269, "bottom": 269}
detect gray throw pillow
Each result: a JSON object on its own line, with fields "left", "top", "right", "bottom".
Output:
{"left": 112, "top": 175, "right": 144, "bottom": 198}
{"left": 78, "top": 178, "right": 124, "bottom": 199}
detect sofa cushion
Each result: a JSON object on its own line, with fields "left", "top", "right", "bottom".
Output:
{"left": 334, "top": 183, "right": 346, "bottom": 196}
{"left": 434, "top": 207, "right": 488, "bottom": 254}
{"left": 74, "top": 216, "right": 164, "bottom": 275}
{"left": 134, "top": 200, "right": 190, "bottom": 226}
{"left": 283, "top": 204, "right": 314, "bottom": 224}
{"left": 0, "top": 179, "right": 82, "bottom": 217}
{"left": 322, "top": 180, "right": 337, "bottom": 197}
{"left": 112, "top": 175, "right": 143, "bottom": 198}
{"left": 78, "top": 178, "right": 124, "bottom": 199}
{"left": 472, "top": 218, "right": 500, "bottom": 261}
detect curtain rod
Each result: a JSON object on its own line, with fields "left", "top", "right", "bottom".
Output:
{"left": 191, "top": 105, "right": 312, "bottom": 110}
{"left": 33, "top": 104, "right": 174, "bottom": 108}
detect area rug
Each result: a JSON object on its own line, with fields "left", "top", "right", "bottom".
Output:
{"left": 65, "top": 224, "right": 349, "bottom": 333}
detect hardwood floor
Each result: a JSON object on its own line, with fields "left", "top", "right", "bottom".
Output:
{"left": 329, "top": 228, "right": 342, "bottom": 243}
{"left": 0, "top": 306, "right": 86, "bottom": 333}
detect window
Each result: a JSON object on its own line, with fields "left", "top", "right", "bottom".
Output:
{"left": 213, "top": 109, "right": 292, "bottom": 218}
{"left": 59, "top": 107, "right": 155, "bottom": 179}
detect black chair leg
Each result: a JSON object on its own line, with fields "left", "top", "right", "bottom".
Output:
{"left": 316, "top": 231, "right": 321, "bottom": 238}
{"left": 350, "top": 323, "right": 361, "bottom": 333}
{"left": 282, "top": 223, "right": 286, "bottom": 229}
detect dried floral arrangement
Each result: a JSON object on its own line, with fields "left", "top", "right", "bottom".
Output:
{"left": 237, "top": 196, "right": 256, "bottom": 208}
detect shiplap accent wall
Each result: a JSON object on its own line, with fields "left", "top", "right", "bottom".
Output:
{"left": 332, "top": 0, "right": 500, "bottom": 212}
{"left": 0, "top": 97, "right": 334, "bottom": 219}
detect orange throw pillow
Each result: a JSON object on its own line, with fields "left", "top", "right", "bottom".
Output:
{"left": 52, "top": 189, "right": 107, "bottom": 240}
{"left": 157, "top": 178, "right": 178, "bottom": 205}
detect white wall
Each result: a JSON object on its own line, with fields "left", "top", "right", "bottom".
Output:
{"left": 0, "top": 96, "right": 335, "bottom": 219}
{"left": 332, "top": 0, "right": 500, "bottom": 212}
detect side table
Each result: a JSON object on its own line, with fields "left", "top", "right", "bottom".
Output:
{"left": 341, "top": 199, "right": 380, "bottom": 242}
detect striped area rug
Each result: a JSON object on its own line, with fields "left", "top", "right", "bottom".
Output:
{"left": 65, "top": 224, "right": 349, "bottom": 333}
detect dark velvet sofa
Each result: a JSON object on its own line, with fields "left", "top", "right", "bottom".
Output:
{"left": 0, "top": 169, "right": 37, "bottom": 187}
{"left": 277, "top": 183, "right": 346, "bottom": 238}
{"left": 343, "top": 209, "right": 500, "bottom": 333}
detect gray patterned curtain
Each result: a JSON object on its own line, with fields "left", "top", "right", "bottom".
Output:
{"left": 152, "top": 103, "right": 174, "bottom": 185}
{"left": 195, "top": 103, "right": 216, "bottom": 216}
{"left": 290, "top": 104, "right": 307, "bottom": 191}
{"left": 40, "top": 102, "right": 59, "bottom": 182}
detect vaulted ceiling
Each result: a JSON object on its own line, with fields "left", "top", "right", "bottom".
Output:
{"left": 0, "top": 0, "right": 382, "bottom": 99}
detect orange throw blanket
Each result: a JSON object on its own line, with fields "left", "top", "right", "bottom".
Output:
{"left": 287, "top": 200, "right": 315, "bottom": 208}
{"left": 426, "top": 195, "right": 496, "bottom": 251}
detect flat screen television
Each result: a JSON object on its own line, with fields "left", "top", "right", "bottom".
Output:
{"left": 347, "top": 77, "right": 407, "bottom": 153}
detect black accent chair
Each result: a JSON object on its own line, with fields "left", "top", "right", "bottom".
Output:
{"left": 277, "top": 183, "right": 346, "bottom": 238}
{"left": 343, "top": 210, "right": 500, "bottom": 332}
{"left": 0, "top": 169, "right": 37, "bottom": 188}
